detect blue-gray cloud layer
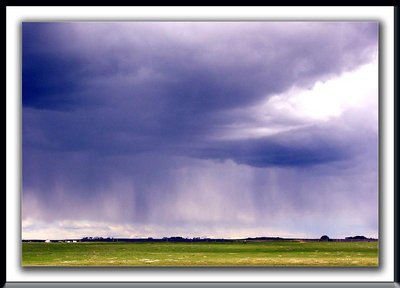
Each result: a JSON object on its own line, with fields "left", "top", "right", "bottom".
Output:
{"left": 22, "top": 22, "right": 378, "bottom": 239}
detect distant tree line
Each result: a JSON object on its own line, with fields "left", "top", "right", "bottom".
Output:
{"left": 22, "top": 235, "right": 378, "bottom": 243}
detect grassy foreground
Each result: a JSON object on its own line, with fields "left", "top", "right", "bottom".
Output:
{"left": 22, "top": 241, "right": 378, "bottom": 267}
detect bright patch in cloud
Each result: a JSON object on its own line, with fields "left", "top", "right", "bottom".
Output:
{"left": 267, "top": 57, "right": 378, "bottom": 121}
{"left": 213, "top": 57, "right": 377, "bottom": 141}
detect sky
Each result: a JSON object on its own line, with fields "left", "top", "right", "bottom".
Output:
{"left": 22, "top": 22, "right": 378, "bottom": 240}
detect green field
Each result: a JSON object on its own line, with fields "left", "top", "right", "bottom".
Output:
{"left": 22, "top": 241, "right": 378, "bottom": 267}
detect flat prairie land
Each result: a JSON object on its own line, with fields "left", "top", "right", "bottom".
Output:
{"left": 22, "top": 241, "right": 378, "bottom": 267}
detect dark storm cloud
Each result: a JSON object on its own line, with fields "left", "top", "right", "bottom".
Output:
{"left": 22, "top": 22, "right": 378, "bottom": 163}
{"left": 191, "top": 126, "right": 349, "bottom": 167}
{"left": 23, "top": 22, "right": 377, "bottom": 111}
{"left": 22, "top": 22, "right": 378, "bottom": 238}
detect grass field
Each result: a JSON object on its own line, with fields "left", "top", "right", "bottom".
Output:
{"left": 22, "top": 241, "right": 378, "bottom": 267}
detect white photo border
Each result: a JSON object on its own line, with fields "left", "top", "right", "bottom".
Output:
{"left": 5, "top": 5, "right": 396, "bottom": 284}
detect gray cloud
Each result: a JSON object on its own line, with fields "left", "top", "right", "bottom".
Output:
{"left": 22, "top": 22, "right": 378, "bottom": 239}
